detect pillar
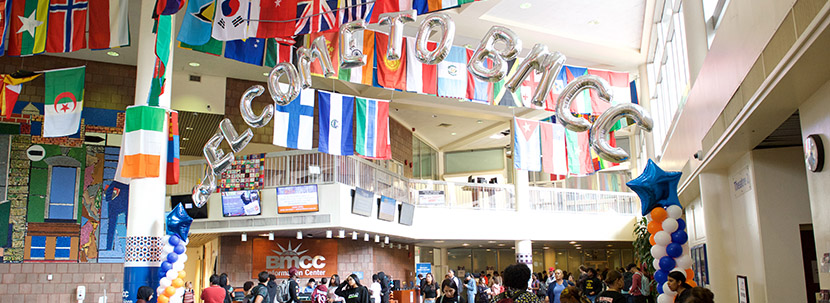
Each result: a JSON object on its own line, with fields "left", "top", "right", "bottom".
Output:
{"left": 515, "top": 240, "right": 532, "bottom": 287}
{"left": 123, "top": 1, "right": 175, "bottom": 302}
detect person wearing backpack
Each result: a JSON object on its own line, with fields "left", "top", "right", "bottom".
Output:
{"left": 268, "top": 275, "right": 279, "bottom": 303}
{"left": 625, "top": 265, "right": 646, "bottom": 303}
{"left": 620, "top": 266, "right": 634, "bottom": 303}
{"left": 488, "top": 264, "right": 541, "bottom": 303}
{"left": 288, "top": 267, "right": 302, "bottom": 303}
{"left": 313, "top": 278, "right": 330, "bottom": 303}
{"left": 252, "top": 271, "right": 273, "bottom": 303}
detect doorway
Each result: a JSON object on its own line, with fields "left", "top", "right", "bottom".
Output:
{"left": 801, "top": 224, "right": 820, "bottom": 303}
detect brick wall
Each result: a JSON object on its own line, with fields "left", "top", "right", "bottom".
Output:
{"left": 338, "top": 239, "right": 375, "bottom": 279}
{"left": 373, "top": 245, "right": 415, "bottom": 286}
{"left": 5, "top": 135, "right": 31, "bottom": 261}
{"left": 0, "top": 263, "right": 124, "bottom": 303}
{"left": 218, "top": 235, "right": 254, "bottom": 286}
{"left": 389, "top": 119, "right": 413, "bottom": 178}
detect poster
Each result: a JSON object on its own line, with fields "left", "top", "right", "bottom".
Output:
{"left": 416, "top": 263, "right": 432, "bottom": 278}
{"left": 418, "top": 190, "right": 445, "bottom": 206}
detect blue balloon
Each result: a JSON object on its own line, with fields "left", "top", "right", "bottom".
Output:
{"left": 672, "top": 230, "right": 688, "bottom": 244}
{"left": 626, "top": 160, "right": 683, "bottom": 215}
{"left": 676, "top": 218, "right": 687, "bottom": 231}
{"left": 161, "top": 261, "right": 173, "bottom": 272}
{"left": 167, "top": 252, "right": 179, "bottom": 263}
{"left": 666, "top": 243, "right": 683, "bottom": 258}
{"left": 657, "top": 282, "right": 664, "bottom": 294}
{"left": 169, "top": 235, "right": 181, "bottom": 246}
{"left": 166, "top": 203, "right": 194, "bottom": 242}
{"left": 654, "top": 270, "right": 668, "bottom": 283}
{"left": 659, "top": 256, "right": 676, "bottom": 271}
{"left": 174, "top": 244, "right": 186, "bottom": 254}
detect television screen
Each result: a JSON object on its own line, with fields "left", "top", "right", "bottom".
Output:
{"left": 171, "top": 194, "right": 208, "bottom": 219}
{"left": 277, "top": 184, "right": 319, "bottom": 214}
{"left": 352, "top": 187, "right": 374, "bottom": 217}
{"left": 221, "top": 190, "right": 262, "bottom": 217}
{"left": 378, "top": 196, "right": 396, "bottom": 221}
{"left": 398, "top": 203, "right": 415, "bottom": 226}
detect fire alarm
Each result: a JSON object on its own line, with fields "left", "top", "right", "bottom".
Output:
{"left": 411, "top": 128, "right": 415, "bottom": 132}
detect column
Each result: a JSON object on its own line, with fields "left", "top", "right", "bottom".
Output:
{"left": 123, "top": 1, "right": 175, "bottom": 302}
{"left": 515, "top": 239, "right": 532, "bottom": 288}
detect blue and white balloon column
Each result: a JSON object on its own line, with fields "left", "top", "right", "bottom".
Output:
{"left": 157, "top": 203, "right": 193, "bottom": 303}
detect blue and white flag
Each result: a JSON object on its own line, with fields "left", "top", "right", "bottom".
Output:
{"left": 318, "top": 91, "right": 355, "bottom": 156}
{"left": 177, "top": 0, "right": 215, "bottom": 45}
{"left": 437, "top": 46, "right": 467, "bottom": 99}
{"left": 273, "top": 88, "right": 316, "bottom": 150}
{"left": 513, "top": 117, "right": 541, "bottom": 171}
{"left": 225, "top": 38, "right": 265, "bottom": 66}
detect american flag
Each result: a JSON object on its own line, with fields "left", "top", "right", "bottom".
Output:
{"left": 295, "top": 0, "right": 339, "bottom": 35}
{"left": 338, "top": 0, "right": 373, "bottom": 26}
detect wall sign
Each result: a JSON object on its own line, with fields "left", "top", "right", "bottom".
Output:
{"left": 730, "top": 167, "right": 752, "bottom": 198}
{"left": 252, "top": 238, "right": 338, "bottom": 279}
{"left": 737, "top": 275, "right": 749, "bottom": 303}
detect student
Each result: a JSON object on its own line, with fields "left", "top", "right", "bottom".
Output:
{"left": 370, "top": 275, "right": 382, "bottom": 303}
{"left": 666, "top": 272, "right": 692, "bottom": 303}
{"left": 313, "top": 278, "right": 330, "bottom": 303}
{"left": 203, "top": 275, "right": 228, "bottom": 303}
{"left": 464, "top": 273, "right": 477, "bottom": 303}
{"left": 581, "top": 269, "right": 601, "bottom": 303}
{"left": 136, "top": 286, "right": 154, "bottom": 303}
{"left": 420, "top": 273, "right": 438, "bottom": 303}
{"left": 595, "top": 271, "right": 625, "bottom": 303}
{"left": 288, "top": 268, "right": 301, "bottom": 303}
{"left": 546, "top": 270, "right": 572, "bottom": 303}
{"left": 335, "top": 274, "right": 370, "bottom": 303}
{"left": 684, "top": 287, "right": 714, "bottom": 303}
{"left": 243, "top": 281, "right": 256, "bottom": 303}
{"left": 436, "top": 279, "right": 459, "bottom": 303}
{"left": 489, "top": 264, "right": 542, "bottom": 303}
{"left": 253, "top": 272, "right": 272, "bottom": 303}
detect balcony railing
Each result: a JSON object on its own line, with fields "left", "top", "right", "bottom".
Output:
{"left": 168, "top": 151, "right": 638, "bottom": 214}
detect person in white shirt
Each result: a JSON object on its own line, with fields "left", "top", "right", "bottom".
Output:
{"left": 370, "top": 274, "right": 382, "bottom": 303}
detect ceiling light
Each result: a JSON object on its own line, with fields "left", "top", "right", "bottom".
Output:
{"left": 384, "top": 236, "right": 390, "bottom": 244}
{"left": 486, "top": 249, "right": 491, "bottom": 252}
{"left": 429, "top": 251, "right": 433, "bottom": 254}
{"left": 576, "top": 247, "right": 582, "bottom": 249}
{"left": 352, "top": 232, "right": 359, "bottom": 240}
{"left": 397, "top": 244, "right": 402, "bottom": 249}
{"left": 326, "top": 230, "right": 333, "bottom": 238}
{"left": 268, "top": 232, "right": 274, "bottom": 241}
{"left": 106, "top": 51, "right": 119, "bottom": 57}
{"left": 188, "top": 62, "right": 201, "bottom": 67}
{"left": 376, "top": 235, "right": 381, "bottom": 243}
{"left": 477, "top": 120, "right": 483, "bottom": 124}
{"left": 434, "top": 240, "right": 445, "bottom": 243}
{"left": 607, "top": 244, "right": 613, "bottom": 247}
{"left": 241, "top": 233, "right": 247, "bottom": 242}
{"left": 365, "top": 233, "right": 370, "bottom": 241}
{"left": 543, "top": 247, "right": 550, "bottom": 250}
{"left": 569, "top": 241, "right": 577, "bottom": 244}
{"left": 406, "top": 245, "right": 409, "bottom": 250}
{"left": 339, "top": 230, "right": 346, "bottom": 238}
{"left": 488, "top": 241, "right": 497, "bottom": 244}
{"left": 462, "top": 243, "right": 469, "bottom": 246}
{"left": 432, "top": 115, "right": 438, "bottom": 118}
{"left": 558, "top": 252, "right": 563, "bottom": 255}
{"left": 510, "top": 247, "right": 515, "bottom": 249}
{"left": 185, "top": 127, "right": 194, "bottom": 131}
{"left": 519, "top": 2, "right": 532, "bottom": 9}
{"left": 498, "top": 244, "right": 506, "bottom": 247}
{"left": 588, "top": 19, "right": 600, "bottom": 25}
{"left": 259, "top": 233, "right": 269, "bottom": 237}
{"left": 451, "top": 132, "right": 457, "bottom": 136}
{"left": 263, "top": 72, "right": 270, "bottom": 76}
{"left": 296, "top": 231, "right": 303, "bottom": 240}
{"left": 381, "top": 243, "right": 385, "bottom": 248}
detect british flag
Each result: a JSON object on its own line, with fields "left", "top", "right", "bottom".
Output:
{"left": 338, "top": 0, "right": 373, "bottom": 27}
{"left": 295, "top": 0, "right": 338, "bottom": 35}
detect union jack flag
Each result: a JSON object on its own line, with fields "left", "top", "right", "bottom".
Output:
{"left": 338, "top": 0, "right": 373, "bottom": 27}
{"left": 295, "top": 0, "right": 338, "bottom": 35}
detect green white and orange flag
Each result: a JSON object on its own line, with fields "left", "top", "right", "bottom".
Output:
{"left": 119, "top": 105, "right": 167, "bottom": 179}
{"left": 43, "top": 66, "right": 84, "bottom": 137}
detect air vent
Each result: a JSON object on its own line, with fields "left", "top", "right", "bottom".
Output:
{"left": 437, "top": 123, "right": 452, "bottom": 128}
{"left": 189, "top": 75, "right": 201, "bottom": 82}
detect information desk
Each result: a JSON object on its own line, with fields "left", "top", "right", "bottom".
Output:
{"left": 392, "top": 289, "right": 419, "bottom": 303}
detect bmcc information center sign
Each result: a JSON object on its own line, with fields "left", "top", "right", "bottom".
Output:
{"left": 252, "top": 238, "right": 339, "bottom": 279}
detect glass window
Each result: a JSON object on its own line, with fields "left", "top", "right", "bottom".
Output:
{"left": 413, "top": 137, "right": 438, "bottom": 180}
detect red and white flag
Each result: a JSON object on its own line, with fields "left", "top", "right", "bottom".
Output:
{"left": 587, "top": 69, "right": 630, "bottom": 115}
{"left": 405, "top": 37, "right": 437, "bottom": 95}
{"left": 249, "top": 0, "right": 297, "bottom": 38}
{"left": 46, "top": 0, "right": 88, "bottom": 53}
{"left": 88, "top": 0, "right": 129, "bottom": 49}
{"left": 540, "top": 121, "right": 568, "bottom": 176}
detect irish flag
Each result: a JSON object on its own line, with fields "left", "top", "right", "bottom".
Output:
{"left": 43, "top": 66, "right": 84, "bottom": 137}
{"left": 355, "top": 97, "right": 390, "bottom": 159}
{"left": 121, "top": 105, "right": 167, "bottom": 179}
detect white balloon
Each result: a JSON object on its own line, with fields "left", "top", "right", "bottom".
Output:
{"left": 667, "top": 205, "right": 683, "bottom": 219}
{"left": 162, "top": 235, "right": 171, "bottom": 245}
{"left": 651, "top": 245, "right": 667, "bottom": 259}
{"left": 160, "top": 278, "right": 172, "bottom": 288}
{"left": 175, "top": 288, "right": 185, "bottom": 297}
{"left": 162, "top": 245, "right": 174, "bottom": 254}
{"left": 661, "top": 218, "right": 678, "bottom": 233}
{"left": 173, "top": 262, "right": 185, "bottom": 272}
{"left": 662, "top": 283, "right": 677, "bottom": 296}
{"left": 652, "top": 258, "right": 661, "bottom": 271}
{"left": 166, "top": 269, "right": 179, "bottom": 280}
{"left": 178, "top": 253, "right": 188, "bottom": 263}
{"left": 657, "top": 294, "right": 674, "bottom": 303}
{"left": 675, "top": 255, "right": 692, "bottom": 269}
{"left": 655, "top": 231, "right": 672, "bottom": 246}
{"left": 646, "top": 213, "right": 653, "bottom": 222}
{"left": 158, "top": 286, "right": 167, "bottom": 296}
{"left": 670, "top": 267, "right": 684, "bottom": 275}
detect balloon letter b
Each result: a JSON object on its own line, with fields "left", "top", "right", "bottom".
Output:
{"left": 505, "top": 44, "right": 565, "bottom": 108}
{"left": 467, "top": 26, "right": 522, "bottom": 83}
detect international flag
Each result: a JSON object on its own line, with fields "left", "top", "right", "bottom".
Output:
{"left": 295, "top": 0, "right": 338, "bottom": 35}
{"left": 338, "top": 30, "right": 374, "bottom": 86}
{"left": 8, "top": 0, "right": 48, "bottom": 56}
{"left": 44, "top": 66, "right": 84, "bottom": 137}
{"left": 466, "top": 48, "right": 493, "bottom": 104}
{"left": 264, "top": 38, "right": 294, "bottom": 68}
{"left": 587, "top": 69, "right": 631, "bottom": 129}
{"left": 591, "top": 131, "right": 619, "bottom": 171}
{"left": 405, "top": 37, "right": 437, "bottom": 95}
{"left": 273, "top": 88, "right": 315, "bottom": 150}
{"left": 307, "top": 31, "right": 340, "bottom": 78}
{"left": 88, "top": 0, "right": 129, "bottom": 50}
{"left": 564, "top": 119, "right": 594, "bottom": 175}
{"left": 179, "top": 38, "right": 223, "bottom": 56}
{"left": 167, "top": 111, "right": 180, "bottom": 185}
{"left": 437, "top": 46, "right": 467, "bottom": 99}
{"left": 156, "top": 0, "right": 184, "bottom": 15}
{"left": 176, "top": 0, "right": 214, "bottom": 46}
{"left": 225, "top": 38, "right": 266, "bottom": 66}
{"left": 368, "top": 0, "right": 398, "bottom": 23}
{"left": 513, "top": 117, "right": 541, "bottom": 171}
{"left": 0, "top": 1, "right": 11, "bottom": 56}
{"left": 121, "top": 105, "right": 167, "bottom": 179}
{"left": 375, "top": 32, "right": 406, "bottom": 91}
{"left": 338, "top": 0, "right": 372, "bottom": 26}
{"left": 552, "top": 65, "right": 590, "bottom": 114}
{"left": 414, "top": 0, "right": 458, "bottom": 13}
{"left": 0, "top": 71, "right": 40, "bottom": 118}
{"left": 493, "top": 59, "right": 522, "bottom": 107}
{"left": 540, "top": 121, "right": 567, "bottom": 176}
{"left": 212, "top": 0, "right": 249, "bottom": 41}
{"left": 317, "top": 91, "right": 354, "bottom": 156}
{"left": 355, "top": 97, "right": 390, "bottom": 159}
{"left": 249, "top": 0, "right": 297, "bottom": 38}
{"left": 45, "top": 0, "right": 88, "bottom": 53}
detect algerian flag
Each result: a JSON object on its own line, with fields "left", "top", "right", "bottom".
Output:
{"left": 44, "top": 66, "right": 84, "bottom": 137}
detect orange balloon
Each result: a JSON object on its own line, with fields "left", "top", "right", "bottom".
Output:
{"left": 172, "top": 278, "right": 184, "bottom": 288}
{"left": 688, "top": 280, "right": 697, "bottom": 287}
{"left": 649, "top": 234, "right": 656, "bottom": 245}
{"left": 651, "top": 207, "right": 668, "bottom": 222}
{"left": 165, "top": 286, "right": 176, "bottom": 297}
{"left": 685, "top": 269, "right": 694, "bottom": 279}
{"left": 178, "top": 271, "right": 187, "bottom": 279}
{"left": 158, "top": 296, "right": 169, "bottom": 303}
{"left": 647, "top": 220, "right": 663, "bottom": 234}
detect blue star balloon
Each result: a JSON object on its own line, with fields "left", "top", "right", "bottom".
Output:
{"left": 167, "top": 203, "right": 193, "bottom": 241}
{"left": 626, "top": 159, "right": 682, "bottom": 215}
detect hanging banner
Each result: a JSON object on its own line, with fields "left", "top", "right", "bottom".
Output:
{"left": 252, "top": 238, "right": 338, "bottom": 279}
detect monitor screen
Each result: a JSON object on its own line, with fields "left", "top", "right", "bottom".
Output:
{"left": 277, "top": 184, "right": 319, "bottom": 214}
{"left": 398, "top": 203, "right": 415, "bottom": 226}
{"left": 221, "top": 190, "right": 262, "bottom": 217}
{"left": 170, "top": 194, "right": 208, "bottom": 219}
{"left": 352, "top": 187, "right": 374, "bottom": 217}
{"left": 378, "top": 196, "right": 396, "bottom": 221}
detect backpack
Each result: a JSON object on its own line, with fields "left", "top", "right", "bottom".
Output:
{"left": 622, "top": 272, "right": 633, "bottom": 292}
{"left": 251, "top": 285, "right": 271, "bottom": 303}
{"left": 275, "top": 280, "right": 290, "bottom": 303}
{"left": 313, "top": 289, "right": 328, "bottom": 303}
{"left": 536, "top": 281, "right": 547, "bottom": 297}
{"left": 639, "top": 275, "right": 651, "bottom": 296}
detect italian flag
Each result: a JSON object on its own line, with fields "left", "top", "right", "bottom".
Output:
{"left": 43, "top": 66, "right": 84, "bottom": 137}
{"left": 355, "top": 97, "right": 390, "bottom": 159}
{"left": 121, "top": 105, "right": 167, "bottom": 179}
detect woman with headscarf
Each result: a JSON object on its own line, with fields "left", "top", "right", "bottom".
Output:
{"left": 336, "top": 274, "right": 371, "bottom": 303}
{"left": 136, "top": 286, "right": 153, "bottom": 303}
{"left": 464, "top": 273, "right": 477, "bottom": 303}
{"left": 437, "top": 279, "right": 459, "bottom": 303}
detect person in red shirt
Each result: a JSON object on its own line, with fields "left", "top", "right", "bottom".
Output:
{"left": 203, "top": 275, "right": 228, "bottom": 303}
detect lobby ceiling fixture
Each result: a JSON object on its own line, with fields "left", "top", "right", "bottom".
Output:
{"left": 434, "top": 240, "right": 445, "bottom": 243}
{"left": 381, "top": 243, "right": 385, "bottom": 248}
{"left": 588, "top": 19, "right": 600, "bottom": 25}
{"left": 498, "top": 244, "right": 505, "bottom": 247}
{"left": 451, "top": 132, "right": 456, "bottom": 136}
{"left": 296, "top": 231, "right": 303, "bottom": 240}
{"left": 398, "top": 244, "right": 402, "bottom": 249}
{"left": 376, "top": 235, "right": 381, "bottom": 243}
{"left": 543, "top": 247, "right": 550, "bottom": 250}
{"left": 338, "top": 230, "right": 345, "bottom": 238}
{"left": 569, "top": 241, "right": 577, "bottom": 244}
{"left": 477, "top": 120, "right": 483, "bottom": 124}
{"left": 364, "top": 233, "right": 370, "bottom": 242}
{"left": 188, "top": 62, "right": 200, "bottom": 67}
{"left": 263, "top": 72, "right": 269, "bottom": 76}
{"left": 384, "top": 236, "right": 390, "bottom": 244}
{"left": 406, "top": 245, "right": 409, "bottom": 250}
{"left": 106, "top": 51, "right": 119, "bottom": 57}
{"left": 352, "top": 232, "right": 358, "bottom": 240}
{"left": 488, "top": 241, "right": 497, "bottom": 244}
{"left": 326, "top": 230, "right": 333, "bottom": 238}
{"left": 519, "top": 2, "right": 531, "bottom": 9}
{"left": 462, "top": 243, "right": 469, "bottom": 246}
{"left": 576, "top": 247, "right": 582, "bottom": 250}
{"left": 268, "top": 232, "right": 274, "bottom": 241}
{"left": 241, "top": 233, "right": 247, "bottom": 242}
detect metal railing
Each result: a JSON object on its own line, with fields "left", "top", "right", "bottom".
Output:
{"left": 528, "top": 187, "right": 640, "bottom": 215}
{"left": 409, "top": 180, "right": 515, "bottom": 210}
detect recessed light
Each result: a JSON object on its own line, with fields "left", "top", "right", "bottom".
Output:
{"left": 263, "top": 72, "right": 269, "bottom": 76}
{"left": 432, "top": 114, "right": 438, "bottom": 118}
{"left": 486, "top": 249, "right": 491, "bottom": 252}
{"left": 106, "top": 51, "right": 119, "bottom": 57}
{"left": 488, "top": 241, "right": 497, "bottom": 244}
{"left": 434, "top": 240, "right": 445, "bottom": 243}
{"left": 477, "top": 120, "right": 483, "bottom": 124}
{"left": 576, "top": 247, "right": 582, "bottom": 249}
{"left": 189, "top": 62, "right": 201, "bottom": 67}
{"left": 574, "top": 244, "right": 581, "bottom": 247}
{"left": 519, "top": 2, "right": 531, "bottom": 9}
{"left": 558, "top": 252, "right": 563, "bottom": 255}
{"left": 543, "top": 247, "right": 550, "bottom": 250}
{"left": 569, "top": 241, "right": 577, "bottom": 244}
{"left": 607, "top": 244, "right": 613, "bottom": 247}
{"left": 451, "top": 132, "right": 456, "bottom": 136}
{"left": 462, "top": 243, "right": 469, "bottom": 246}
{"left": 498, "top": 244, "right": 506, "bottom": 247}
{"left": 588, "top": 19, "right": 600, "bottom": 25}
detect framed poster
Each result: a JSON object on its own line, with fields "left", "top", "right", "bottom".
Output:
{"left": 737, "top": 275, "right": 749, "bottom": 303}
{"left": 691, "top": 244, "right": 709, "bottom": 286}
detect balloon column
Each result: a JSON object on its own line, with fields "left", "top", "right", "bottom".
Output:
{"left": 627, "top": 160, "right": 695, "bottom": 303}
{"left": 157, "top": 203, "right": 193, "bottom": 303}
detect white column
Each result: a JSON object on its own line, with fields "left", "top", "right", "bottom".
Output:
{"left": 515, "top": 239, "right": 532, "bottom": 288}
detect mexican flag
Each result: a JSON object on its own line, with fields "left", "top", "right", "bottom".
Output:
{"left": 44, "top": 66, "right": 84, "bottom": 137}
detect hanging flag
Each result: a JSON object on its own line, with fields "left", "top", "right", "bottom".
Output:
{"left": 338, "top": 0, "right": 372, "bottom": 26}
{"left": 0, "top": 1, "right": 10, "bottom": 56}
{"left": 179, "top": 38, "right": 223, "bottom": 56}
{"left": 176, "top": 0, "right": 214, "bottom": 46}
{"left": 540, "top": 121, "right": 568, "bottom": 176}
{"left": 466, "top": 48, "right": 493, "bottom": 104}
{"left": 417, "top": 0, "right": 457, "bottom": 13}
{"left": 44, "top": 66, "right": 85, "bottom": 137}
{"left": 46, "top": 0, "right": 88, "bottom": 53}
{"left": 437, "top": 46, "right": 467, "bottom": 99}
{"left": 355, "top": 97, "right": 390, "bottom": 159}
{"left": 493, "top": 59, "right": 522, "bottom": 107}
{"left": 264, "top": 38, "right": 294, "bottom": 67}
{"left": 88, "top": 0, "right": 129, "bottom": 49}
{"left": 167, "top": 111, "right": 180, "bottom": 184}
{"left": 317, "top": 91, "right": 354, "bottom": 156}
{"left": 375, "top": 32, "right": 406, "bottom": 90}
{"left": 368, "top": 0, "right": 398, "bottom": 23}
{"left": 156, "top": 0, "right": 184, "bottom": 15}
{"left": 552, "top": 66, "right": 590, "bottom": 114}
{"left": 249, "top": 0, "right": 297, "bottom": 38}
{"left": 295, "top": 0, "right": 338, "bottom": 35}
{"left": 587, "top": 68, "right": 631, "bottom": 130}
{"left": 225, "top": 38, "right": 266, "bottom": 66}
{"left": 513, "top": 117, "right": 541, "bottom": 171}
{"left": 405, "top": 37, "right": 437, "bottom": 95}
{"left": 121, "top": 105, "right": 167, "bottom": 179}
{"left": 307, "top": 31, "right": 340, "bottom": 78}
{"left": 338, "top": 30, "right": 375, "bottom": 86}
{"left": 0, "top": 71, "right": 40, "bottom": 118}
{"left": 564, "top": 121, "right": 594, "bottom": 175}
{"left": 273, "top": 88, "right": 315, "bottom": 150}
{"left": 591, "top": 130, "right": 619, "bottom": 171}
{"left": 212, "top": 0, "right": 249, "bottom": 41}
{"left": 8, "top": 0, "right": 49, "bottom": 56}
